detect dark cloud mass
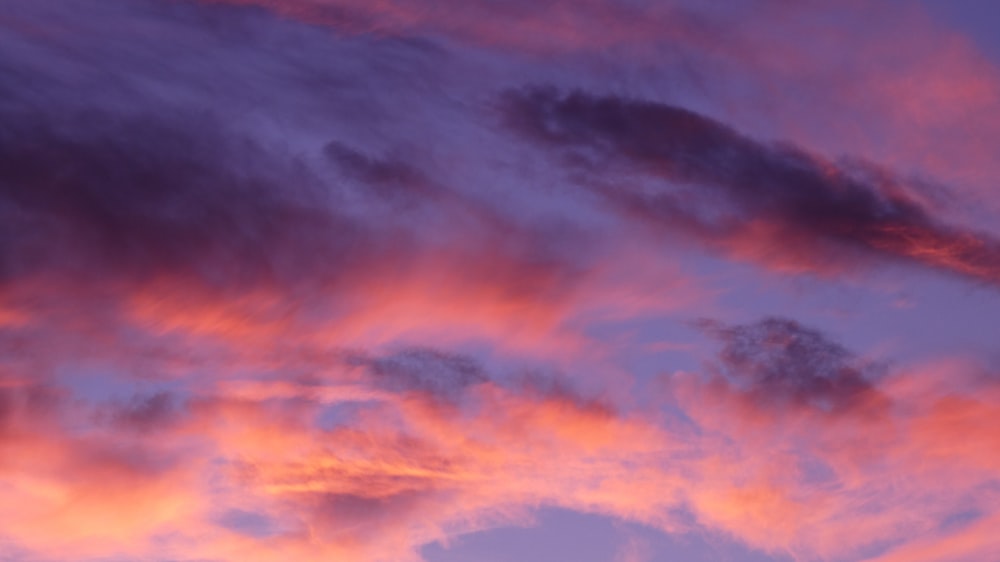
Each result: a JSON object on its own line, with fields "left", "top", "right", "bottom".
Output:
{"left": 696, "top": 317, "right": 884, "bottom": 415}
{"left": 356, "top": 347, "right": 489, "bottom": 400}
{"left": 502, "top": 87, "right": 1000, "bottom": 285}
{"left": 107, "top": 392, "right": 183, "bottom": 433}
{"left": 0, "top": 106, "right": 373, "bottom": 292}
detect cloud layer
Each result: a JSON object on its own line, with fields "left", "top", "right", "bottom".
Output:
{"left": 1, "top": 1, "right": 1000, "bottom": 561}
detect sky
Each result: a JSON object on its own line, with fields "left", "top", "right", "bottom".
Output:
{"left": 1, "top": 1, "right": 999, "bottom": 561}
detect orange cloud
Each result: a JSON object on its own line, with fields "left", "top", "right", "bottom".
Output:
{"left": 2, "top": 324, "right": 1000, "bottom": 562}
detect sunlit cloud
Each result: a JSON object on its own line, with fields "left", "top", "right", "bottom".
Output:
{"left": 1, "top": 1, "right": 998, "bottom": 561}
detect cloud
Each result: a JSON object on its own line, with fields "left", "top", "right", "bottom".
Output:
{"left": 172, "top": 0, "right": 1000, "bottom": 225}
{"left": 1, "top": 2, "right": 998, "bottom": 562}
{"left": 0, "top": 106, "right": 371, "bottom": 291}
{"left": 353, "top": 348, "right": 489, "bottom": 402}
{"left": 104, "top": 392, "right": 184, "bottom": 434}
{"left": 502, "top": 87, "right": 1000, "bottom": 286}
{"left": 693, "top": 317, "right": 886, "bottom": 417}
{"left": 0, "top": 340, "right": 680, "bottom": 561}
{"left": 205, "top": 0, "right": 721, "bottom": 54}
{"left": 1, "top": 318, "right": 1000, "bottom": 562}
{"left": 0, "top": 53, "right": 623, "bottom": 367}
{"left": 667, "top": 333, "right": 1000, "bottom": 561}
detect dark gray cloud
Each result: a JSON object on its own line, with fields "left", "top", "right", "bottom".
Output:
{"left": 323, "top": 141, "right": 459, "bottom": 215}
{"left": 696, "top": 317, "right": 884, "bottom": 415}
{"left": 356, "top": 347, "right": 489, "bottom": 401}
{"left": 0, "top": 1, "right": 436, "bottom": 297}
{"left": 0, "top": 106, "right": 378, "bottom": 291}
{"left": 325, "top": 142, "right": 428, "bottom": 191}
{"left": 106, "top": 392, "right": 183, "bottom": 434}
{"left": 215, "top": 508, "right": 281, "bottom": 539}
{"left": 0, "top": 6, "right": 604, "bottom": 356}
{"left": 502, "top": 87, "right": 1000, "bottom": 286}
{"left": 513, "top": 370, "right": 617, "bottom": 418}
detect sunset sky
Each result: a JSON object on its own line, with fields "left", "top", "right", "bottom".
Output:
{"left": 2, "top": 1, "right": 1000, "bottom": 561}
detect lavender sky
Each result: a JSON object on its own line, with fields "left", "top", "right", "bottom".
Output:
{"left": 1, "top": 1, "right": 999, "bottom": 561}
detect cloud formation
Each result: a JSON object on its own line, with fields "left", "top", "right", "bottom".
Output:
{"left": 694, "top": 317, "right": 886, "bottom": 416}
{"left": 4, "top": 317, "right": 1000, "bottom": 562}
{"left": 503, "top": 87, "right": 1000, "bottom": 285}
{"left": 2, "top": 1, "right": 1000, "bottom": 562}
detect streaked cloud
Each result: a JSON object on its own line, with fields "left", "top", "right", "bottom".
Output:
{"left": 503, "top": 87, "right": 1000, "bottom": 286}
